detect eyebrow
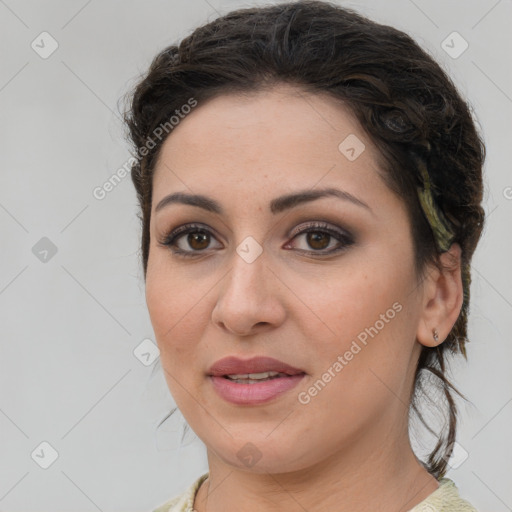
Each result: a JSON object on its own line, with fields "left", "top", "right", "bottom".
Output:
{"left": 155, "top": 187, "right": 373, "bottom": 216}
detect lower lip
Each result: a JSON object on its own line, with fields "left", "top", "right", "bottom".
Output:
{"left": 209, "top": 374, "right": 305, "bottom": 405}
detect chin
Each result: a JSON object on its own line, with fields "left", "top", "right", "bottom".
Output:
{"left": 208, "top": 435, "right": 314, "bottom": 475}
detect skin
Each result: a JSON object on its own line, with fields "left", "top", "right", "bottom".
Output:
{"left": 145, "top": 83, "right": 463, "bottom": 512}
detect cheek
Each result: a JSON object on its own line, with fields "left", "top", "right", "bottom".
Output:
{"left": 145, "top": 269, "right": 207, "bottom": 410}
{"left": 298, "top": 256, "right": 417, "bottom": 391}
{"left": 297, "top": 257, "right": 407, "bottom": 342}
{"left": 145, "top": 263, "right": 204, "bottom": 362}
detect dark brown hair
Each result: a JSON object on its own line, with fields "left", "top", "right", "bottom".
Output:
{"left": 122, "top": 0, "right": 485, "bottom": 478}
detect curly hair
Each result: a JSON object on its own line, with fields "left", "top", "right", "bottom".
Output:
{"left": 122, "top": 0, "right": 485, "bottom": 478}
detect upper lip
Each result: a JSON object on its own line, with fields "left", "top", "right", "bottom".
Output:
{"left": 208, "top": 356, "right": 305, "bottom": 377}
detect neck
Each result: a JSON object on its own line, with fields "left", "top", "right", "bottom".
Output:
{"left": 194, "top": 428, "right": 439, "bottom": 512}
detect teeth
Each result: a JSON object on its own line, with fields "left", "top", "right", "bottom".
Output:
{"left": 226, "top": 371, "right": 284, "bottom": 380}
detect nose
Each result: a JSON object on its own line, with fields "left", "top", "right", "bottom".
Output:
{"left": 211, "top": 245, "right": 286, "bottom": 337}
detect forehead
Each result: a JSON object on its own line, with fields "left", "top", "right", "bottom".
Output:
{"left": 151, "top": 84, "right": 395, "bottom": 213}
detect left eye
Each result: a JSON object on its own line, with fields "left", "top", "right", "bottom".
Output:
{"left": 289, "top": 230, "right": 340, "bottom": 251}
{"left": 285, "top": 222, "right": 354, "bottom": 254}
{"left": 159, "top": 222, "right": 354, "bottom": 257}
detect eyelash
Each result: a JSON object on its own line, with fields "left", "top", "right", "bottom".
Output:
{"left": 158, "top": 221, "right": 355, "bottom": 258}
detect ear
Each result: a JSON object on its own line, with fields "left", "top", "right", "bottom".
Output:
{"left": 416, "top": 243, "right": 464, "bottom": 347}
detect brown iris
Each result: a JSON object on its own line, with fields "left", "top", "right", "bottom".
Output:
{"left": 306, "top": 231, "right": 330, "bottom": 250}
{"left": 188, "top": 231, "right": 210, "bottom": 250}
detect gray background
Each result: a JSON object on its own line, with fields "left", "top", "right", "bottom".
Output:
{"left": 0, "top": 0, "right": 510, "bottom": 511}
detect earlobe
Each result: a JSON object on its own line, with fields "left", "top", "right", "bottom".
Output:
{"left": 416, "top": 243, "right": 463, "bottom": 348}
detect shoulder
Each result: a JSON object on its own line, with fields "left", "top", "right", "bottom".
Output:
{"left": 409, "top": 477, "right": 479, "bottom": 512}
{"left": 152, "top": 473, "right": 209, "bottom": 512}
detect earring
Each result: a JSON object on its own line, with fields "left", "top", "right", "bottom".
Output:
{"left": 432, "top": 329, "right": 439, "bottom": 342}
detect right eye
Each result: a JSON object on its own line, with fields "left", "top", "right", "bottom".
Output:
{"left": 159, "top": 223, "right": 222, "bottom": 258}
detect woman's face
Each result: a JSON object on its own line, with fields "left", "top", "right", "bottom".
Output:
{"left": 146, "top": 84, "right": 428, "bottom": 473}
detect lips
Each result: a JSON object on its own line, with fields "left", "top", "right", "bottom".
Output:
{"left": 208, "top": 356, "right": 305, "bottom": 377}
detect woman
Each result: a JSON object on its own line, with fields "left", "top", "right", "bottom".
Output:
{"left": 123, "top": 1, "right": 485, "bottom": 510}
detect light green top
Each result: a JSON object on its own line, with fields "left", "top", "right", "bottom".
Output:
{"left": 153, "top": 473, "right": 479, "bottom": 512}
